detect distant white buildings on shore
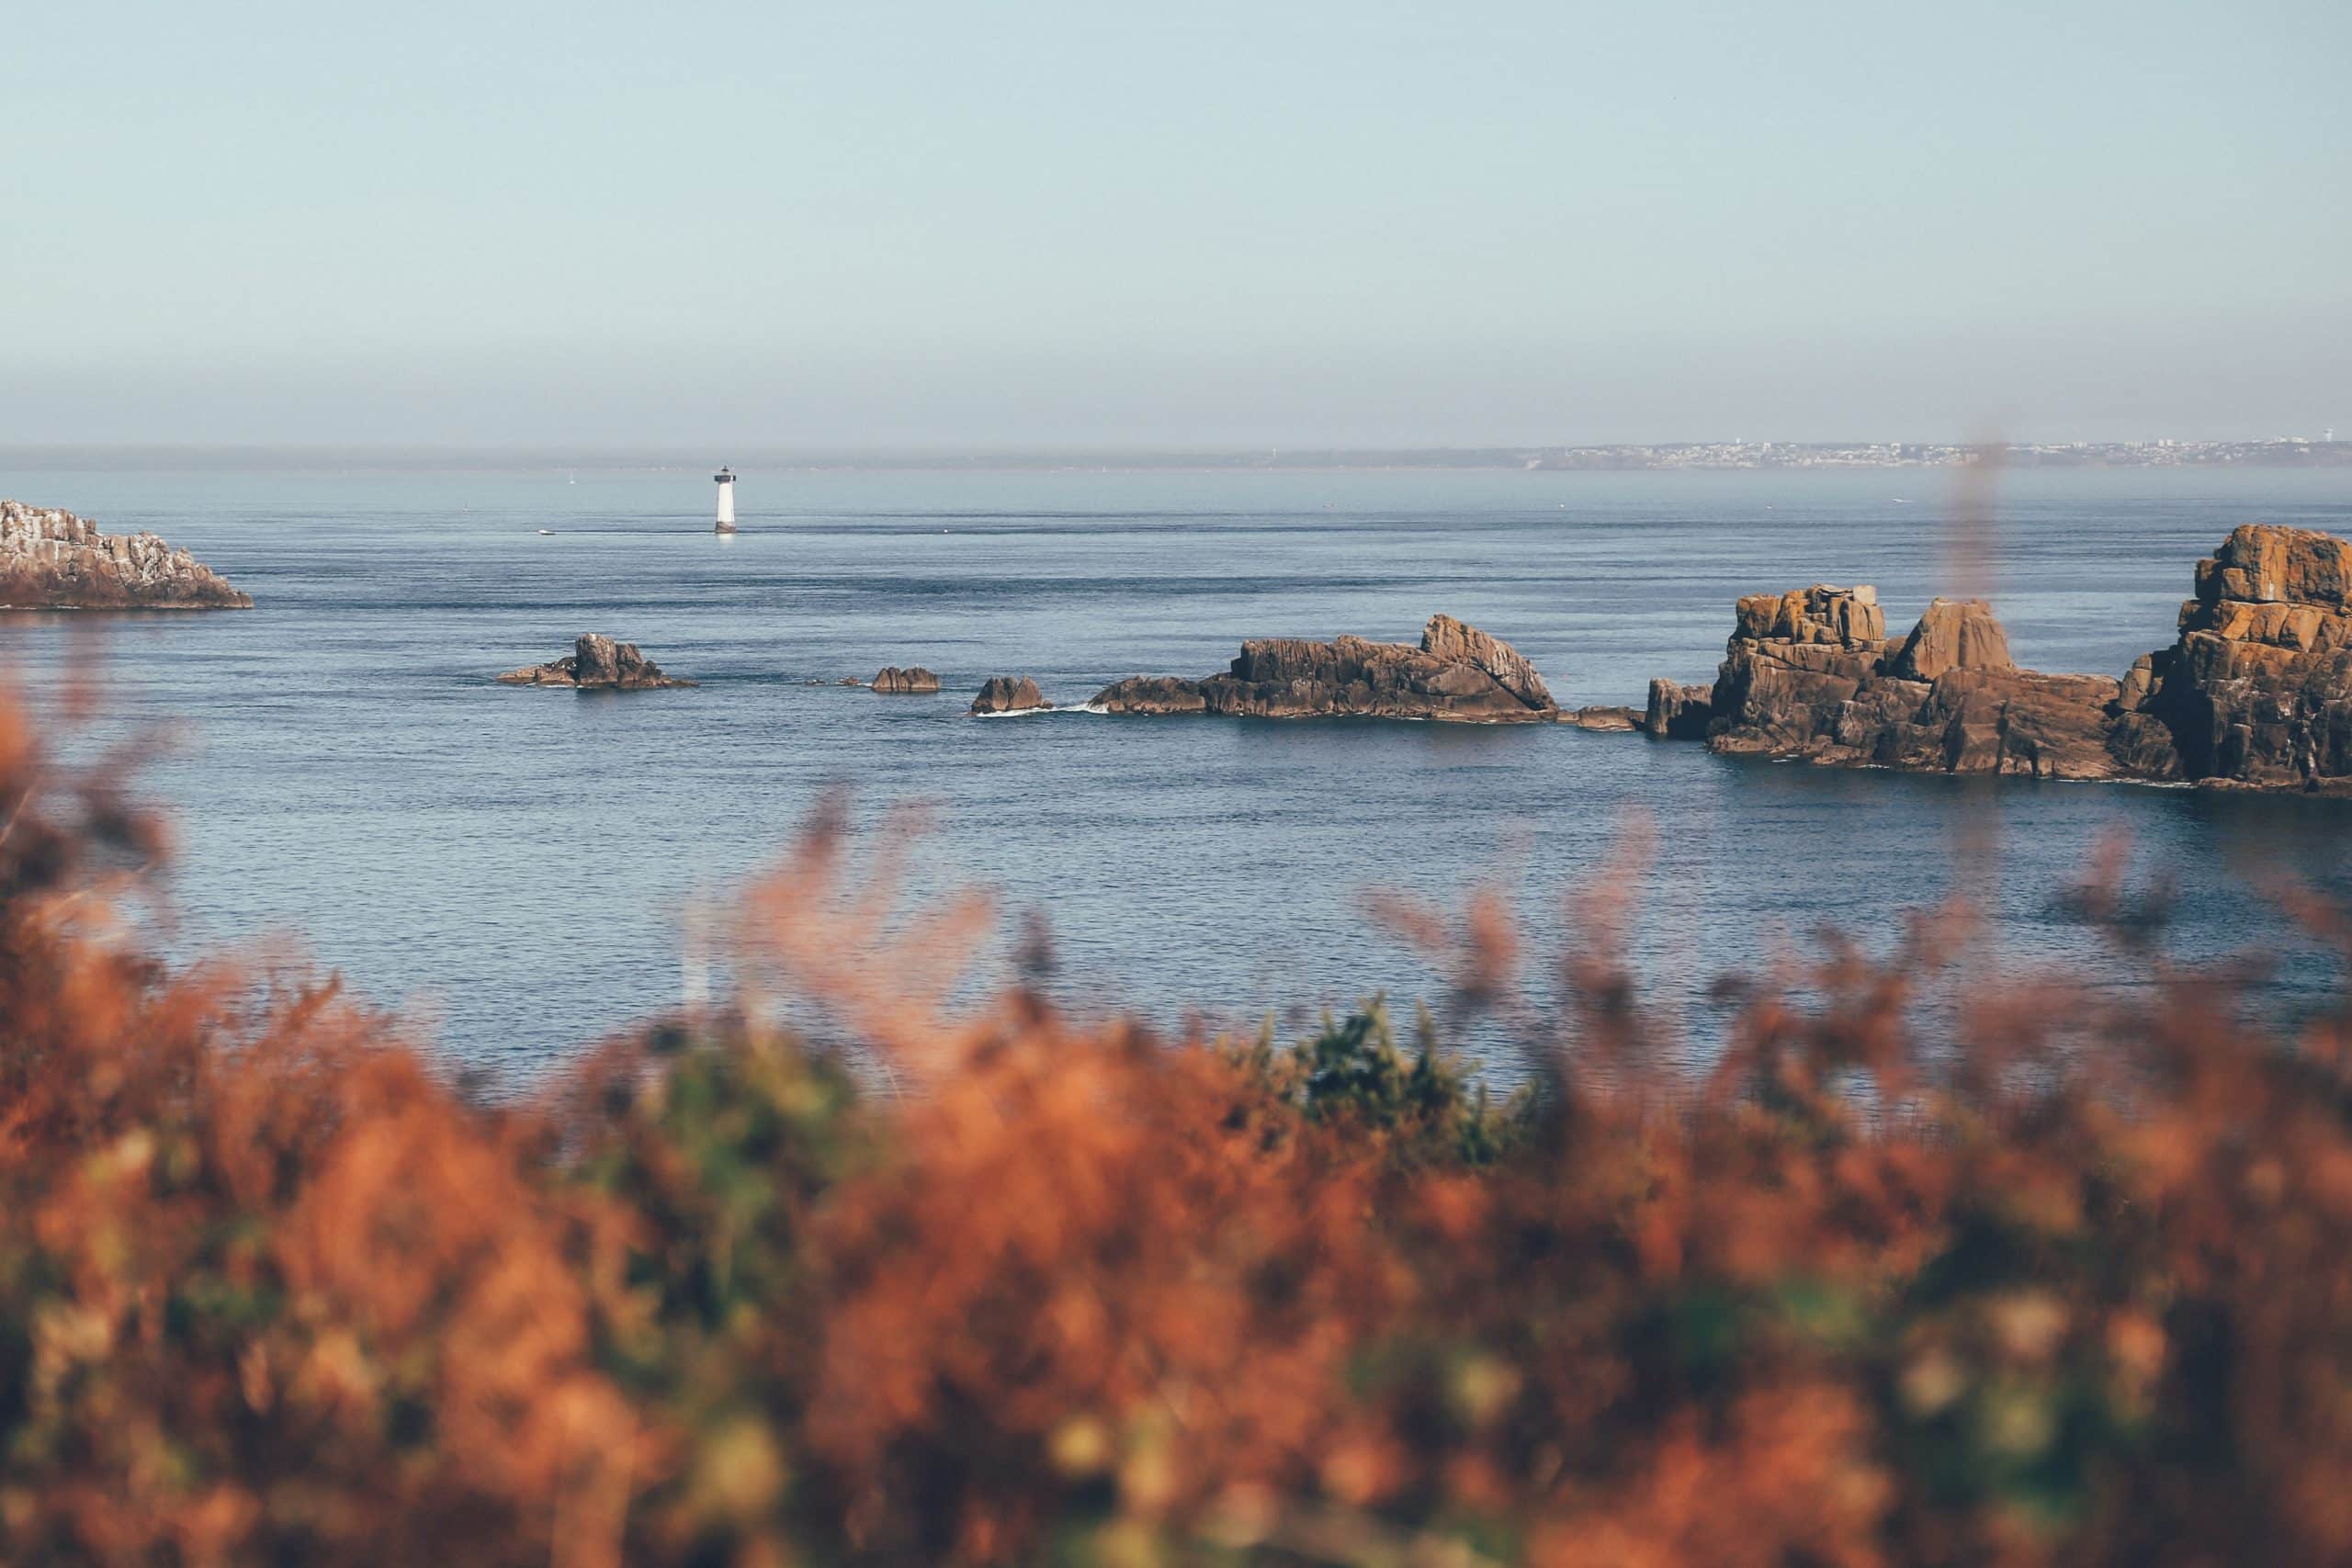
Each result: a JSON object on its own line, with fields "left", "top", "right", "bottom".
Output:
{"left": 1498, "top": 437, "right": 2351, "bottom": 471}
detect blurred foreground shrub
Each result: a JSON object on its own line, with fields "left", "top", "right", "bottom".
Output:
{"left": 4, "top": 691, "right": 2352, "bottom": 1567}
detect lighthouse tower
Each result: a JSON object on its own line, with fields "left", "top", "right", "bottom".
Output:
{"left": 713, "top": 467, "right": 738, "bottom": 534}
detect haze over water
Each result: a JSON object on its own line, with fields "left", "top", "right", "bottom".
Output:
{"left": 1, "top": 460, "right": 2348, "bottom": 1082}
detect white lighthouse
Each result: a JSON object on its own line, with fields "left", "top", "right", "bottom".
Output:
{"left": 713, "top": 466, "right": 738, "bottom": 534}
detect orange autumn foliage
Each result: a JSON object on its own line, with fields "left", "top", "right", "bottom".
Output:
{"left": 5, "top": 687, "right": 2352, "bottom": 1566}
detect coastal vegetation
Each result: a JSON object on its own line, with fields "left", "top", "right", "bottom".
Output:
{"left": 5, "top": 683, "right": 2352, "bottom": 1567}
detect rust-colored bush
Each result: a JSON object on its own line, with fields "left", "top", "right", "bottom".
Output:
{"left": 5, "top": 684, "right": 2352, "bottom": 1566}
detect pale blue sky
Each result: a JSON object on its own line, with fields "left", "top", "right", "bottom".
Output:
{"left": 6, "top": 0, "right": 2347, "bottom": 446}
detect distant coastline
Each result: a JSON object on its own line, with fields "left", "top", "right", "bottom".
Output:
{"left": 5, "top": 439, "right": 2348, "bottom": 474}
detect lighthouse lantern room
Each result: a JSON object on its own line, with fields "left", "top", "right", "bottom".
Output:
{"left": 713, "top": 467, "right": 738, "bottom": 533}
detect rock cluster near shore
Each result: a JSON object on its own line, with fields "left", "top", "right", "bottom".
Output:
{"left": 1092, "top": 615, "right": 1556, "bottom": 722}
{"left": 0, "top": 500, "right": 252, "bottom": 609}
{"left": 872, "top": 666, "right": 942, "bottom": 694}
{"left": 1640, "top": 523, "right": 2352, "bottom": 792}
{"left": 498, "top": 635, "right": 695, "bottom": 690}
{"left": 971, "top": 676, "right": 1049, "bottom": 714}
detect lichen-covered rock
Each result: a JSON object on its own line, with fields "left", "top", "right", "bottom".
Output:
{"left": 872, "top": 666, "right": 942, "bottom": 694}
{"left": 0, "top": 500, "right": 252, "bottom": 609}
{"left": 1706, "top": 584, "right": 1892, "bottom": 755}
{"left": 1633, "top": 524, "right": 2352, "bottom": 793}
{"left": 1091, "top": 616, "right": 1555, "bottom": 723}
{"left": 1733, "top": 584, "right": 1884, "bottom": 646}
{"left": 971, "top": 676, "right": 1049, "bottom": 715}
{"left": 498, "top": 634, "right": 694, "bottom": 689}
{"left": 1669, "top": 584, "right": 2163, "bottom": 782}
{"left": 2132, "top": 525, "right": 2352, "bottom": 786}
{"left": 2191, "top": 523, "right": 2352, "bottom": 611}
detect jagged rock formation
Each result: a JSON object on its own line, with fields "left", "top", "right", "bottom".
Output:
{"left": 0, "top": 500, "right": 252, "bottom": 609}
{"left": 1735, "top": 583, "right": 1886, "bottom": 647}
{"left": 1636, "top": 524, "right": 2352, "bottom": 792}
{"left": 1419, "top": 614, "right": 1554, "bottom": 710}
{"left": 971, "top": 676, "right": 1049, "bottom": 715}
{"left": 1645, "top": 582, "right": 2155, "bottom": 781}
{"left": 2132, "top": 525, "right": 2352, "bottom": 784}
{"left": 872, "top": 666, "right": 942, "bottom": 694}
{"left": 497, "top": 635, "right": 695, "bottom": 690}
{"left": 1092, "top": 615, "right": 1556, "bottom": 722}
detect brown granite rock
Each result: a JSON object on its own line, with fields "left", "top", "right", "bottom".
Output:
{"left": 498, "top": 634, "right": 695, "bottom": 689}
{"left": 1631, "top": 523, "right": 2352, "bottom": 794}
{"left": 1644, "top": 679, "right": 1715, "bottom": 739}
{"left": 1733, "top": 584, "right": 1884, "bottom": 646}
{"left": 2192, "top": 523, "right": 2352, "bottom": 611}
{"left": 1091, "top": 675, "right": 1206, "bottom": 714}
{"left": 0, "top": 500, "right": 252, "bottom": 609}
{"left": 1886, "top": 598, "right": 2015, "bottom": 682}
{"left": 1565, "top": 705, "right": 1640, "bottom": 731}
{"left": 1669, "top": 584, "right": 2165, "bottom": 782}
{"left": 971, "top": 676, "right": 1049, "bottom": 715}
{"left": 1705, "top": 583, "right": 1891, "bottom": 755}
{"left": 1091, "top": 615, "right": 1555, "bottom": 722}
{"left": 872, "top": 666, "right": 942, "bottom": 694}
{"left": 1420, "top": 613, "right": 1555, "bottom": 709}
{"left": 2132, "top": 524, "right": 2352, "bottom": 785}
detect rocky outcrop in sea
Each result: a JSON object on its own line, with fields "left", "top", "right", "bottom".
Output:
{"left": 971, "top": 676, "right": 1050, "bottom": 715}
{"left": 1092, "top": 615, "right": 1557, "bottom": 722}
{"left": 872, "top": 666, "right": 942, "bottom": 694}
{"left": 0, "top": 500, "right": 252, "bottom": 609}
{"left": 2134, "top": 524, "right": 2352, "bottom": 784}
{"left": 1638, "top": 523, "right": 2352, "bottom": 793}
{"left": 497, "top": 635, "right": 695, "bottom": 690}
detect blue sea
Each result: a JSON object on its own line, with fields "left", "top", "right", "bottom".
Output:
{"left": 1, "top": 459, "right": 2348, "bottom": 1084}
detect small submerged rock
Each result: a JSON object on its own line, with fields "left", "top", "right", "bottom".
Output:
{"left": 0, "top": 499, "right": 252, "bottom": 609}
{"left": 498, "top": 634, "right": 695, "bottom": 690}
{"left": 873, "top": 666, "right": 942, "bottom": 694}
{"left": 971, "top": 676, "right": 1049, "bottom": 715}
{"left": 1563, "top": 705, "right": 1640, "bottom": 731}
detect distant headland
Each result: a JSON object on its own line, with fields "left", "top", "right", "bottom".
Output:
{"left": 5, "top": 439, "right": 2347, "bottom": 473}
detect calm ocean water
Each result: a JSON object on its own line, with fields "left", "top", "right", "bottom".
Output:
{"left": 2, "top": 461, "right": 2348, "bottom": 1083}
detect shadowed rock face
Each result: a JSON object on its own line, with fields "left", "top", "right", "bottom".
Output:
{"left": 497, "top": 635, "right": 695, "bottom": 690}
{"left": 0, "top": 501, "right": 252, "bottom": 609}
{"left": 1644, "top": 680, "right": 1715, "bottom": 739}
{"left": 971, "top": 676, "right": 1049, "bottom": 715}
{"left": 1637, "top": 524, "right": 2352, "bottom": 792}
{"left": 1092, "top": 615, "right": 1555, "bottom": 722}
{"left": 872, "top": 667, "right": 942, "bottom": 694}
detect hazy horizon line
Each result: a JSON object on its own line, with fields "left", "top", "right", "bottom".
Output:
{"left": 6, "top": 436, "right": 2347, "bottom": 474}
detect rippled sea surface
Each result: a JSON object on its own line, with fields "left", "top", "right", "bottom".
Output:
{"left": 2, "top": 460, "right": 2348, "bottom": 1083}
